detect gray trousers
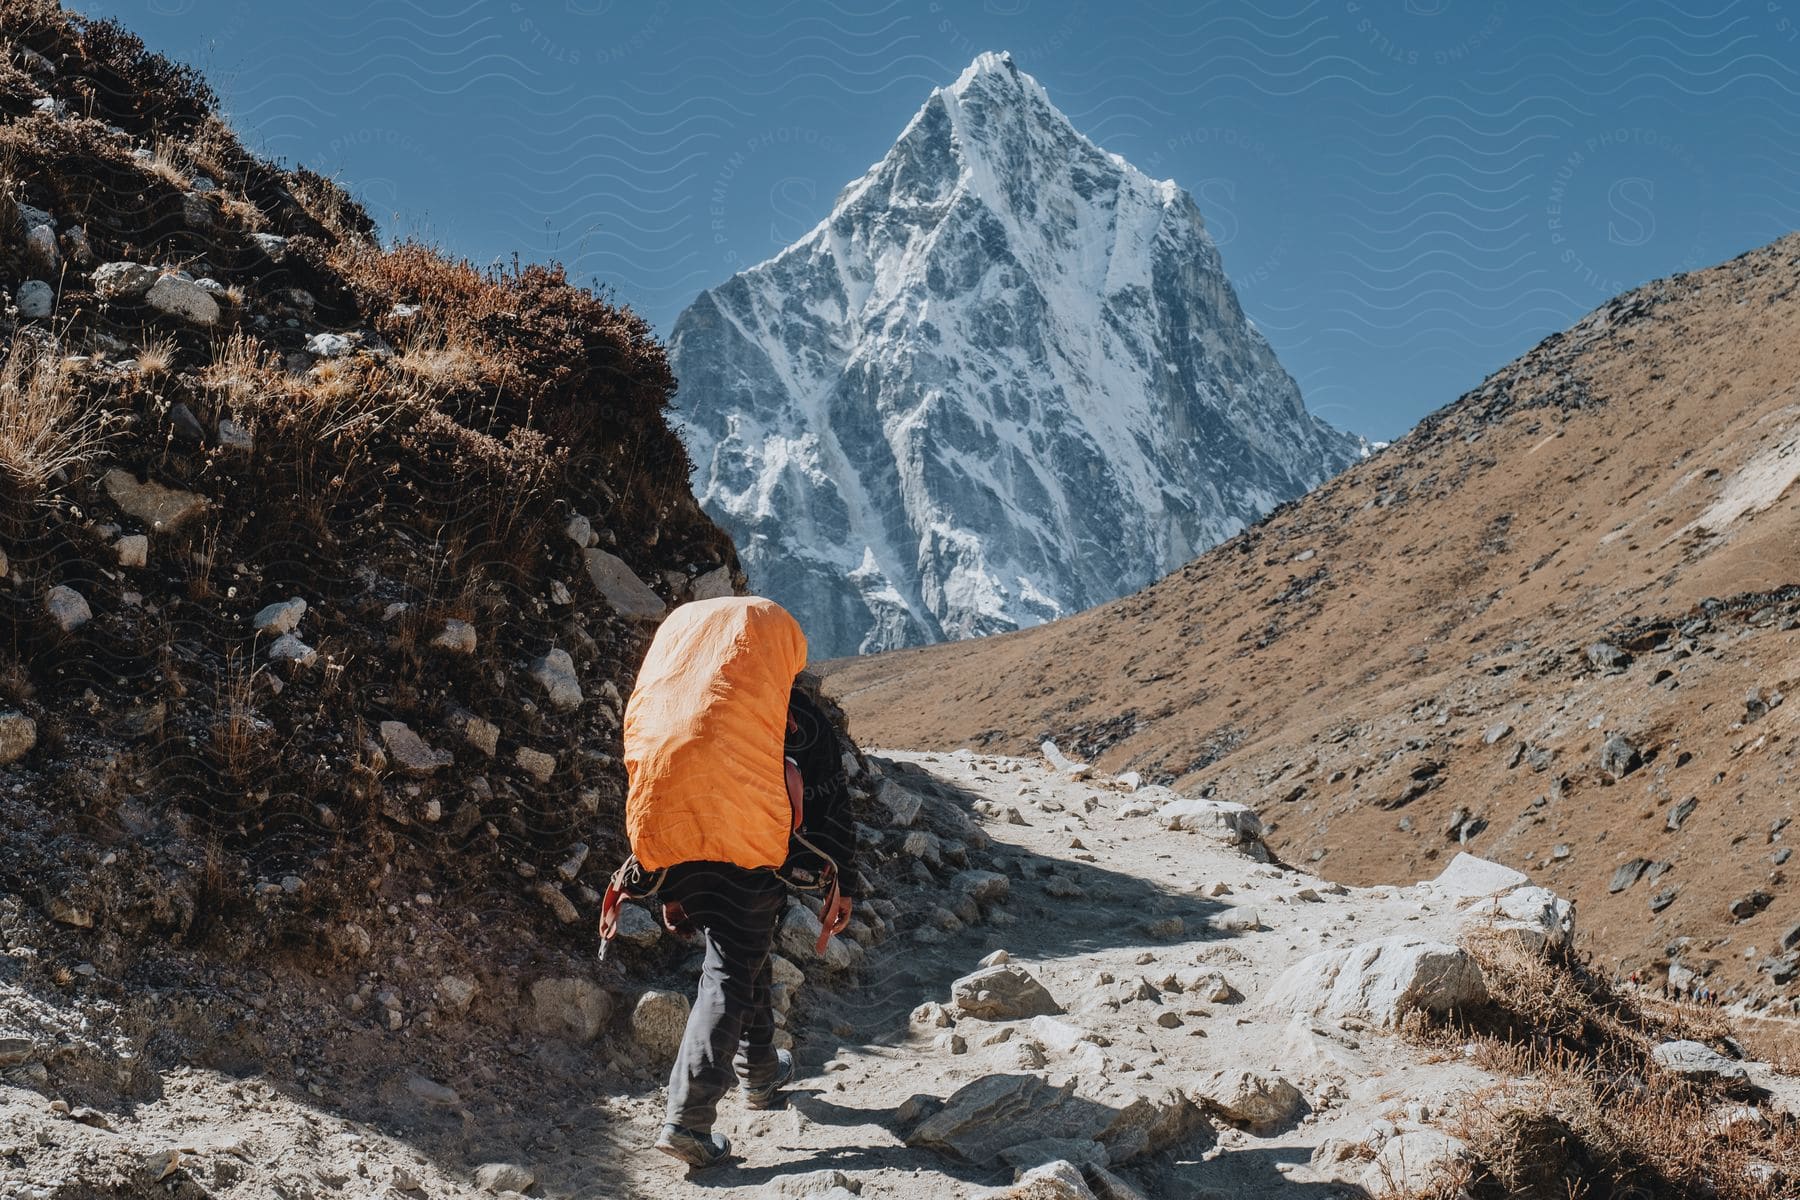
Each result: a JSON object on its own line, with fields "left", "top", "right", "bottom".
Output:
{"left": 661, "top": 861, "right": 786, "bottom": 1131}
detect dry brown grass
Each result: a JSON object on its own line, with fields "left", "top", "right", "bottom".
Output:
{"left": 0, "top": 335, "right": 112, "bottom": 492}
{"left": 134, "top": 335, "right": 176, "bottom": 378}
{"left": 207, "top": 650, "right": 264, "bottom": 787}
{"left": 1400, "top": 933, "right": 1800, "bottom": 1199}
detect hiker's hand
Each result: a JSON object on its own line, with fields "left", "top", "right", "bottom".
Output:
{"left": 815, "top": 894, "right": 853, "bottom": 955}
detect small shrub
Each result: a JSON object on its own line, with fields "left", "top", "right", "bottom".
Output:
{"left": 0, "top": 335, "right": 112, "bottom": 494}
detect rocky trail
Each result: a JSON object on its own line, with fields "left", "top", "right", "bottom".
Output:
{"left": 12, "top": 745, "right": 1790, "bottom": 1199}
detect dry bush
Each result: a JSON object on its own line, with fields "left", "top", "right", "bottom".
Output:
{"left": 207, "top": 651, "right": 264, "bottom": 786}
{"left": 1401, "top": 933, "right": 1800, "bottom": 1199}
{"left": 135, "top": 335, "right": 176, "bottom": 378}
{"left": 0, "top": 335, "right": 112, "bottom": 492}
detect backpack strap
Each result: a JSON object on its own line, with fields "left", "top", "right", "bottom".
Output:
{"left": 597, "top": 854, "right": 666, "bottom": 963}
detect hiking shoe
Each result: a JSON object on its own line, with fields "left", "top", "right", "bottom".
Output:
{"left": 742, "top": 1048, "right": 794, "bottom": 1109}
{"left": 654, "top": 1123, "right": 730, "bottom": 1168}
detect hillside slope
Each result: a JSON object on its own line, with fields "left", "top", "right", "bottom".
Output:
{"left": 671, "top": 52, "right": 1360, "bottom": 659}
{"left": 825, "top": 235, "right": 1800, "bottom": 1004}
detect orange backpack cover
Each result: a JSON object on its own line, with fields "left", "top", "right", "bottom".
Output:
{"left": 623, "top": 596, "right": 807, "bottom": 871}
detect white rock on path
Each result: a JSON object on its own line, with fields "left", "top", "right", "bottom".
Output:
{"left": 1425, "top": 852, "right": 1529, "bottom": 900}
{"left": 1158, "top": 797, "right": 1263, "bottom": 843}
{"left": 529, "top": 977, "right": 611, "bottom": 1042}
{"left": 780, "top": 901, "right": 863, "bottom": 971}
{"left": 1186, "top": 1069, "right": 1304, "bottom": 1130}
{"left": 582, "top": 548, "right": 665, "bottom": 620}
{"left": 1461, "top": 884, "right": 1575, "bottom": 954}
{"left": 1360, "top": 1129, "right": 1472, "bottom": 1197}
{"left": 951, "top": 964, "right": 1063, "bottom": 1020}
{"left": 145, "top": 273, "right": 219, "bottom": 325}
{"left": 1263, "top": 936, "right": 1487, "bottom": 1027}
{"left": 978, "top": 1159, "right": 1096, "bottom": 1199}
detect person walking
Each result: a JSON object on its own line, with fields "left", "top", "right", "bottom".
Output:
{"left": 620, "top": 595, "right": 850, "bottom": 1168}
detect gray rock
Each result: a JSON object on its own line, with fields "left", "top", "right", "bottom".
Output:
{"left": 306, "top": 331, "right": 356, "bottom": 358}
{"left": 530, "top": 977, "right": 612, "bottom": 1041}
{"left": 691, "top": 565, "right": 734, "bottom": 600}
{"left": 614, "top": 903, "right": 662, "bottom": 949}
{"left": 268, "top": 633, "right": 317, "bottom": 667}
{"left": 1586, "top": 642, "right": 1630, "bottom": 673}
{"left": 1158, "top": 798, "right": 1263, "bottom": 843}
{"left": 981, "top": 1160, "right": 1096, "bottom": 1198}
{"left": 780, "top": 901, "right": 862, "bottom": 971}
{"left": 563, "top": 514, "right": 595, "bottom": 547}
{"left": 102, "top": 469, "right": 207, "bottom": 532}
{"left": 1187, "top": 1069, "right": 1304, "bottom": 1130}
{"left": 758, "top": 1170, "right": 861, "bottom": 1198}
{"left": 145, "top": 273, "right": 219, "bottom": 325}
{"left": 24, "top": 224, "right": 58, "bottom": 271}
{"left": 45, "top": 585, "right": 90, "bottom": 631}
{"left": 253, "top": 597, "right": 307, "bottom": 635}
{"left": 998, "top": 1139, "right": 1109, "bottom": 1172}
{"left": 1667, "top": 796, "right": 1698, "bottom": 830}
{"left": 473, "top": 1163, "right": 534, "bottom": 1194}
{"left": 1481, "top": 721, "right": 1513, "bottom": 745}
{"left": 15, "top": 280, "right": 53, "bottom": 319}
{"left": 379, "top": 721, "right": 452, "bottom": 774}
{"left": 1651, "top": 1039, "right": 1747, "bottom": 1083}
{"left": 582, "top": 548, "right": 664, "bottom": 620}
{"left": 1264, "top": 937, "right": 1487, "bottom": 1027}
{"left": 437, "top": 975, "right": 478, "bottom": 1016}
{"left": 530, "top": 648, "right": 583, "bottom": 710}
{"left": 1650, "top": 886, "right": 1679, "bottom": 912}
{"left": 952, "top": 869, "right": 1010, "bottom": 905}
{"left": 251, "top": 232, "right": 288, "bottom": 261}
{"left": 878, "top": 779, "right": 924, "bottom": 826}
{"left": 535, "top": 882, "right": 579, "bottom": 924}
{"left": 445, "top": 709, "right": 499, "bottom": 757}
{"left": 114, "top": 533, "right": 148, "bottom": 568}
{"left": 1609, "top": 858, "right": 1651, "bottom": 893}
{"left": 631, "top": 989, "right": 689, "bottom": 1059}
{"left": 0, "top": 711, "right": 38, "bottom": 764}
{"left": 1599, "top": 733, "right": 1642, "bottom": 779}
{"left": 404, "top": 1075, "right": 460, "bottom": 1106}
{"left": 514, "top": 746, "right": 556, "bottom": 783}
{"left": 92, "top": 261, "right": 160, "bottom": 299}
{"left": 217, "top": 418, "right": 253, "bottom": 452}
{"left": 951, "top": 964, "right": 1062, "bottom": 1020}
{"left": 432, "top": 618, "right": 476, "bottom": 654}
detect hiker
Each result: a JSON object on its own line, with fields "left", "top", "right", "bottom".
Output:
{"left": 616, "top": 595, "right": 854, "bottom": 1168}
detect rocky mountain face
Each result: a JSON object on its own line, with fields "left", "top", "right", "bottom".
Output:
{"left": 670, "top": 52, "right": 1362, "bottom": 659}
{"left": 825, "top": 234, "right": 1800, "bottom": 1009}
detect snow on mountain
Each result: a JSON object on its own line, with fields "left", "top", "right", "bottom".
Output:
{"left": 669, "top": 51, "right": 1363, "bottom": 659}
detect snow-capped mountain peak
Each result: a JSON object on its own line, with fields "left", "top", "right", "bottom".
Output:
{"left": 670, "top": 54, "right": 1362, "bottom": 658}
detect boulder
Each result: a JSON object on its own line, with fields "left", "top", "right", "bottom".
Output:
{"left": 530, "top": 648, "right": 584, "bottom": 710}
{"left": 253, "top": 597, "right": 307, "bottom": 635}
{"left": 691, "top": 565, "right": 734, "bottom": 600}
{"left": 45, "top": 585, "right": 90, "bottom": 631}
{"left": 780, "top": 901, "right": 862, "bottom": 971}
{"left": 379, "top": 721, "right": 452, "bottom": 774}
{"left": 1158, "top": 798, "right": 1263, "bottom": 843}
{"left": 952, "top": 964, "right": 1063, "bottom": 1020}
{"left": 1186, "top": 1069, "right": 1304, "bottom": 1131}
{"left": 614, "top": 903, "right": 662, "bottom": 949}
{"left": 1263, "top": 937, "right": 1487, "bottom": 1027}
{"left": 582, "top": 548, "right": 664, "bottom": 620}
{"left": 145, "top": 273, "right": 219, "bottom": 325}
{"left": 1425, "top": 853, "right": 1527, "bottom": 899}
{"left": 1599, "top": 733, "right": 1642, "bottom": 779}
{"left": 877, "top": 779, "right": 924, "bottom": 826}
{"left": 473, "top": 1163, "right": 534, "bottom": 1194}
{"left": 268, "top": 633, "right": 317, "bottom": 668}
{"left": 91, "top": 261, "right": 160, "bottom": 299}
{"left": 978, "top": 1160, "right": 1095, "bottom": 1199}
{"left": 0, "top": 711, "right": 37, "bottom": 764}
{"left": 102, "top": 469, "right": 207, "bottom": 532}
{"left": 15, "top": 279, "right": 52, "bottom": 319}
{"left": 631, "top": 989, "right": 689, "bottom": 1060}
{"left": 1462, "top": 884, "right": 1575, "bottom": 954}
{"left": 1360, "top": 1130, "right": 1471, "bottom": 1197}
{"left": 907, "top": 1075, "right": 1179, "bottom": 1167}
{"left": 1667, "top": 796, "right": 1698, "bottom": 830}
{"left": 529, "top": 977, "right": 611, "bottom": 1042}
{"left": 953, "top": 869, "right": 1010, "bottom": 905}
{"left": 1651, "top": 1039, "right": 1748, "bottom": 1083}
{"left": 306, "top": 331, "right": 356, "bottom": 358}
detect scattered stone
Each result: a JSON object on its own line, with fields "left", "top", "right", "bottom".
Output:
{"left": 445, "top": 709, "right": 499, "bottom": 757}
{"left": 1599, "top": 733, "right": 1642, "bottom": 779}
{"left": 1586, "top": 642, "right": 1630, "bottom": 673}
{"left": 951, "top": 964, "right": 1062, "bottom": 1020}
{"left": 1187, "top": 1069, "right": 1305, "bottom": 1131}
{"left": 24, "top": 225, "right": 58, "bottom": 270}
{"left": 1650, "top": 886, "right": 1679, "bottom": 913}
{"left": 759, "top": 1170, "right": 862, "bottom": 1198}
{"left": 404, "top": 1075, "right": 460, "bottom": 1107}
{"left": 979, "top": 1159, "right": 1096, "bottom": 1199}
{"left": 614, "top": 903, "right": 661, "bottom": 949}
{"left": 15, "top": 279, "right": 52, "bottom": 318}
{"left": 473, "top": 1163, "right": 534, "bottom": 1194}
{"left": 1667, "top": 796, "right": 1698, "bottom": 831}
{"left": 1609, "top": 858, "right": 1651, "bottom": 893}
{"left": 1730, "top": 891, "right": 1773, "bottom": 921}
{"left": 1174, "top": 968, "right": 1236, "bottom": 1002}
{"left": 535, "top": 882, "right": 579, "bottom": 924}
{"left": 1264, "top": 937, "right": 1487, "bottom": 1027}
{"left": 253, "top": 597, "right": 307, "bottom": 635}
{"left": 437, "top": 976, "right": 477, "bottom": 1015}
{"left": 41, "top": 583, "right": 92, "bottom": 633}
{"left": 564, "top": 514, "right": 595, "bottom": 547}
{"left": 145, "top": 273, "right": 219, "bottom": 325}
{"left": 92, "top": 261, "right": 160, "bottom": 299}
{"left": 582, "top": 548, "right": 665, "bottom": 620}
{"left": 878, "top": 780, "right": 924, "bottom": 826}
{"left": 1145, "top": 916, "right": 1183, "bottom": 940}
{"left": 1652, "top": 1039, "right": 1748, "bottom": 1083}
{"left": 557, "top": 843, "right": 590, "bottom": 881}
{"left": 0, "top": 711, "right": 38, "bottom": 764}
{"left": 102, "top": 469, "right": 207, "bottom": 532}
{"left": 953, "top": 869, "right": 1010, "bottom": 905}
{"left": 252, "top": 232, "right": 288, "bottom": 261}
{"left": 530, "top": 648, "right": 584, "bottom": 710}
{"left": 218, "top": 417, "right": 253, "bottom": 452}
{"left": 691, "top": 565, "right": 734, "bottom": 600}
{"left": 530, "top": 977, "right": 611, "bottom": 1041}
{"left": 268, "top": 633, "right": 317, "bottom": 668}
{"left": 114, "top": 533, "right": 148, "bottom": 568}
{"left": 514, "top": 746, "right": 556, "bottom": 783}
{"left": 49, "top": 897, "right": 92, "bottom": 927}
{"left": 631, "top": 989, "right": 689, "bottom": 1060}
{"left": 306, "top": 331, "right": 356, "bottom": 358}
{"left": 1361, "top": 1130, "right": 1472, "bottom": 1197}
{"left": 379, "top": 721, "right": 453, "bottom": 774}
{"left": 780, "top": 901, "right": 862, "bottom": 970}
{"left": 432, "top": 618, "right": 476, "bottom": 654}
{"left": 1482, "top": 721, "right": 1513, "bottom": 745}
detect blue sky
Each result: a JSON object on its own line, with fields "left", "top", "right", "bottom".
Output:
{"left": 80, "top": 0, "right": 1800, "bottom": 441}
